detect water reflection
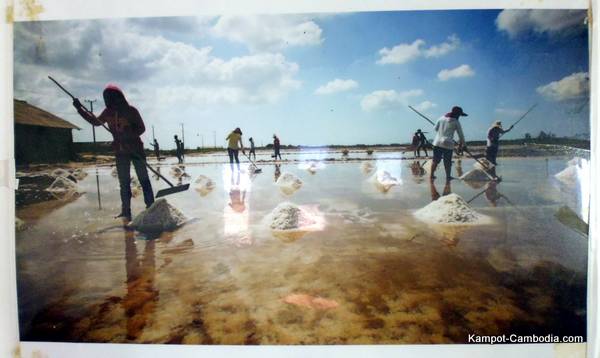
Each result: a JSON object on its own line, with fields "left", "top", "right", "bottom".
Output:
{"left": 429, "top": 180, "right": 452, "bottom": 201}
{"left": 223, "top": 166, "right": 253, "bottom": 247}
{"left": 409, "top": 160, "right": 426, "bottom": 183}
{"left": 94, "top": 167, "right": 102, "bottom": 210}
{"left": 123, "top": 230, "right": 158, "bottom": 340}
{"left": 274, "top": 164, "right": 281, "bottom": 182}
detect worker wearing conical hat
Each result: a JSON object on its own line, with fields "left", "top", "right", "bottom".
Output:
{"left": 486, "top": 120, "right": 513, "bottom": 166}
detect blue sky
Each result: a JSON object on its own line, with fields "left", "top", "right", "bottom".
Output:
{"left": 14, "top": 10, "right": 589, "bottom": 148}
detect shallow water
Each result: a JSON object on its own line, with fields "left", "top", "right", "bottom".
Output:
{"left": 16, "top": 155, "right": 588, "bottom": 344}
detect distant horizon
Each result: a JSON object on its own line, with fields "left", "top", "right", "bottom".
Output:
{"left": 15, "top": 10, "right": 590, "bottom": 149}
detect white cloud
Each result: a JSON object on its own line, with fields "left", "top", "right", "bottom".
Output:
{"left": 496, "top": 10, "right": 586, "bottom": 38}
{"left": 536, "top": 72, "right": 589, "bottom": 101}
{"left": 376, "top": 35, "right": 459, "bottom": 65}
{"left": 437, "top": 64, "right": 475, "bottom": 81}
{"left": 211, "top": 15, "right": 323, "bottom": 52}
{"left": 414, "top": 100, "right": 437, "bottom": 112}
{"left": 360, "top": 89, "right": 423, "bottom": 112}
{"left": 423, "top": 34, "right": 460, "bottom": 58}
{"left": 315, "top": 78, "right": 358, "bottom": 95}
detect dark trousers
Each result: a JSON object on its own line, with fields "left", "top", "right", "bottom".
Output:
{"left": 249, "top": 148, "right": 256, "bottom": 161}
{"left": 432, "top": 146, "right": 453, "bottom": 179}
{"left": 486, "top": 145, "right": 499, "bottom": 165}
{"left": 228, "top": 148, "right": 240, "bottom": 169}
{"left": 274, "top": 147, "right": 282, "bottom": 160}
{"left": 176, "top": 151, "right": 183, "bottom": 164}
{"left": 417, "top": 143, "right": 428, "bottom": 157}
{"left": 116, "top": 153, "right": 154, "bottom": 213}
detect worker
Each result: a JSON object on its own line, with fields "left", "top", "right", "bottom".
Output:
{"left": 226, "top": 128, "right": 245, "bottom": 171}
{"left": 248, "top": 137, "right": 256, "bottom": 161}
{"left": 416, "top": 129, "right": 429, "bottom": 157}
{"left": 73, "top": 84, "right": 154, "bottom": 221}
{"left": 411, "top": 131, "right": 420, "bottom": 157}
{"left": 174, "top": 135, "right": 183, "bottom": 164}
{"left": 273, "top": 134, "right": 282, "bottom": 160}
{"left": 152, "top": 138, "right": 160, "bottom": 161}
{"left": 486, "top": 120, "right": 513, "bottom": 166}
{"left": 430, "top": 106, "right": 467, "bottom": 182}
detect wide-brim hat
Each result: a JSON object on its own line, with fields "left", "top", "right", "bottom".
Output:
{"left": 451, "top": 106, "right": 468, "bottom": 117}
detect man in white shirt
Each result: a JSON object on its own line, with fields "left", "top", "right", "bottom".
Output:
{"left": 430, "top": 106, "right": 467, "bottom": 182}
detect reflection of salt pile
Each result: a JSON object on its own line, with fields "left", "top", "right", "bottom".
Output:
{"left": 130, "top": 177, "right": 142, "bottom": 197}
{"left": 46, "top": 176, "right": 81, "bottom": 200}
{"left": 171, "top": 166, "right": 189, "bottom": 178}
{"left": 129, "top": 198, "right": 187, "bottom": 233}
{"left": 460, "top": 169, "right": 491, "bottom": 182}
{"left": 276, "top": 172, "right": 303, "bottom": 195}
{"left": 111, "top": 166, "right": 118, "bottom": 177}
{"left": 194, "top": 175, "right": 215, "bottom": 196}
{"left": 370, "top": 170, "right": 399, "bottom": 192}
{"left": 414, "top": 193, "right": 490, "bottom": 225}
{"left": 361, "top": 161, "right": 376, "bottom": 175}
{"left": 300, "top": 161, "right": 324, "bottom": 174}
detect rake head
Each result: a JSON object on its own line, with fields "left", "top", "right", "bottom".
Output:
{"left": 155, "top": 183, "right": 190, "bottom": 198}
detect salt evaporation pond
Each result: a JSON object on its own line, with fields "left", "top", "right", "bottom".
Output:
{"left": 16, "top": 155, "right": 588, "bottom": 344}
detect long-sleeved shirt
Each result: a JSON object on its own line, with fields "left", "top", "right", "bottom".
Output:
{"left": 77, "top": 105, "right": 146, "bottom": 155}
{"left": 432, "top": 115, "right": 465, "bottom": 150}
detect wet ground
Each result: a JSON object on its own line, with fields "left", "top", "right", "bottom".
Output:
{"left": 16, "top": 153, "right": 588, "bottom": 344}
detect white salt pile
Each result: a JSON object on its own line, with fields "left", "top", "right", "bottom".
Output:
{"left": 16, "top": 217, "right": 26, "bottom": 232}
{"left": 568, "top": 157, "right": 582, "bottom": 166}
{"left": 414, "top": 193, "right": 491, "bottom": 225}
{"left": 129, "top": 198, "right": 188, "bottom": 233}
{"left": 194, "top": 175, "right": 215, "bottom": 196}
{"left": 473, "top": 158, "right": 495, "bottom": 171}
{"left": 555, "top": 165, "right": 579, "bottom": 186}
{"left": 460, "top": 169, "right": 492, "bottom": 182}
{"left": 46, "top": 176, "right": 80, "bottom": 200}
{"left": 71, "top": 168, "right": 88, "bottom": 181}
{"left": 171, "top": 166, "right": 184, "bottom": 177}
{"left": 276, "top": 172, "right": 303, "bottom": 195}
{"left": 361, "top": 161, "right": 376, "bottom": 175}
{"left": 370, "top": 170, "right": 399, "bottom": 192}
{"left": 421, "top": 160, "right": 433, "bottom": 173}
{"left": 51, "top": 168, "right": 70, "bottom": 178}
{"left": 110, "top": 166, "right": 118, "bottom": 177}
{"left": 269, "top": 202, "right": 301, "bottom": 230}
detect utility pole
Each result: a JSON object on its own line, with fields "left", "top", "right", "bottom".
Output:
{"left": 213, "top": 130, "right": 216, "bottom": 149}
{"left": 152, "top": 125, "right": 156, "bottom": 141}
{"left": 200, "top": 134, "right": 204, "bottom": 149}
{"left": 84, "top": 99, "right": 97, "bottom": 144}
{"left": 180, "top": 123, "right": 185, "bottom": 158}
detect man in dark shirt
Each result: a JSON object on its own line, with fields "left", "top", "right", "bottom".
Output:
{"left": 174, "top": 135, "right": 184, "bottom": 164}
{"left": 416, "top": 129, "right": 428, "bottom": 157}
{"left": 486, "top": 121, "right": 513, "bottom": 165}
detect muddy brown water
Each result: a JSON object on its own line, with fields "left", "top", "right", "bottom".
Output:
{"left": 16, "top": 155, "right": 588, "bottom": 344}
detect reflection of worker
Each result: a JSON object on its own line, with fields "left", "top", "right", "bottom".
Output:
{"left": 484, "top": 181, "right": 502, "bottom": 207}
{"left": 430, "top": 106, "right": 467, "bottom": 182}
{"left": 174, "top": 135, "right": 184, "bottom": 164}
{"left": 226, "top": 128, "right": 245, "bottom": 171}
{"left": 122, "top": 230, "right": 157, "bottom": 340}
{"left": 486, "top": 120, "right": 513, "bottom": 165}
{"left": 274, "top": 164, "right": 281, "bottom": 182}
{"left": 228, "top": 171, "right": 246, "bottom": 213}
{"left": 152, "top": 139, "right": 160, "bottom": 161}
{"left": 73, "top": 84, "right": 154, "bottom": 220}
{"left": 429, "top": 179, "right": 452, "bottom": 201}
{"left": 455, "top": 159, "right": 463, "bottom": 178}
{"left": 410, "top": 160, "right": 426, "bottom": 182}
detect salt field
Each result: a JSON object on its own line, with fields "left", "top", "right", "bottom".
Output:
{"left": 16, "top": 154, "right": 588, "bottom": 344}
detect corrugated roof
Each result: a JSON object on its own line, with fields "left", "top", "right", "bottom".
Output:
{"left": 14, "top": 99, "right": 80, "bottom": 130}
